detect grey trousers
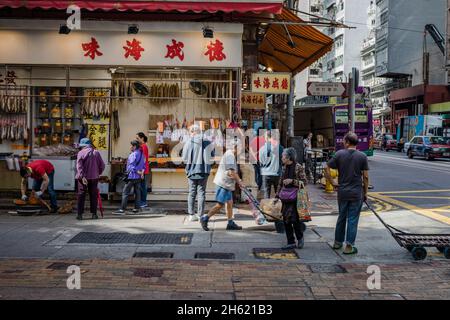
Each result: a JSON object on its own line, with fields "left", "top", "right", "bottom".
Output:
{"left": 121, "top": 179, "right": 141, "bottom": 210}
{"left": 188, "top": 178, "right": 208, "bottom": 216}
{"left": 262, "top": 175, "right": 280, "bottom": 199}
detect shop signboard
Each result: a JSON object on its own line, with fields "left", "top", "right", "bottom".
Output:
{"left": 241, "top": 92, "right": 265, "bottom": 109}
{"left": 395, "top": 109, "right": 409, "bottom": 125}
{"left": 0, "top": 24, "right": 242, "bottom": 68}
{"left": 251, "top": 73, "right": 291, "bottom": 94}
{"left": 87, "top": 124, "right": 109, "bottom": 151}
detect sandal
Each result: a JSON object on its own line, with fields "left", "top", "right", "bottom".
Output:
{"left": 343, "top": 246, "right": 358, "bottom": 255}
{"left": 332, "top": 242, "right": 343, "bottom": 250}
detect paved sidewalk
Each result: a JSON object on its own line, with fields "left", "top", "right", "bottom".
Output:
{"left": 0, "top": 258, "right": 448, "bottom": 300}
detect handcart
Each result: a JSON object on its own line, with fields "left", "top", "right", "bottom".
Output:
{"left": 365, "top": 201, "right": 450, "bottom": 261}
{"left": 241, "top": 187, "right": 281, "bottom": 223}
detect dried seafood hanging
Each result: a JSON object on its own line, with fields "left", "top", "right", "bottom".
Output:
{"left": 0, "top": 114, "right": 28, "bottom": 141}
{"left": 81, "top": 88, "right": 111, "bottom": 117}
{"left": 0, "top": 86, "right": 30, "bottom": 113}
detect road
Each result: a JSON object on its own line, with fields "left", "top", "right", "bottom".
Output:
{"left": 368, "top": 150, "right": 450, "bottom": 225}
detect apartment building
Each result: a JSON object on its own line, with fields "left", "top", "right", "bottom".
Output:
{"left": 293, "top": 0, "right": 324, "bottom": 101}
{"left": 322, "top": 0, "right": 372, "bottom": 83}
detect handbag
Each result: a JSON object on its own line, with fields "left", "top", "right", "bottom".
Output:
{"left": 296, "top": 181, "right": 312, "bottom": 222}
{"left": 278, "top": 187, "right": 298, "bottom": 202}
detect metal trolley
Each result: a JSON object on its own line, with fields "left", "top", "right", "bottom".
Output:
{"left": 365, "top": 201, "right": 450, "bottom": 261}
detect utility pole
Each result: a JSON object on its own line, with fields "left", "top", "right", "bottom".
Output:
{"left": 287, "top": 0, "right": 295, "bottom": 141}
{"left": 349, "top": 67, "right": 359, "bottom": 132}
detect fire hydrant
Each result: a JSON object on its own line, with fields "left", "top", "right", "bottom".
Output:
{"left": 325, "top": 169, "right": 338, "bottom": 193}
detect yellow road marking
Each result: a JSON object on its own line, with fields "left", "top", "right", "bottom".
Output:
{"left": 431, "top": 205, "right": 450, "bottom": 211}
{"left": 369, "top": 193, "right": 450, "bottom": 225}
{"left": 374, "top": 189, "right": 450, "bottom": 195}
{"left": 387, "top": 196, "right": 450, "bottom": 200}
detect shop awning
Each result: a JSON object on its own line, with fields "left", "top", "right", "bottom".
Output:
{"left": 0, "top": 0, "right": 283, "bottom": 14}
{"left": 258, "top": 8, "right": 333, "bottom": 76}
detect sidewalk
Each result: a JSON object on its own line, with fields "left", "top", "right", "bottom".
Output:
{"left": 0, "top": 258, "right": 448, "bottom": 300}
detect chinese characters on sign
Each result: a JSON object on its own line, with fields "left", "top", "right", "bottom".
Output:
{"left": 355, "top": 109, "right": 368, "bottom": 123}
{"left": 307, "top": 82, "right": 347, "bottom": 97}
{"left": 82, "top": 37, "right": 103, "bottom": 60}
{"left": 165, "top": 39, "right": 184, "bottom": 61}
{"left": 204, "top": 39, "right": 226, "bottom": 62}
{"left": 88, "top": 124, "right": 108, "bottom": 150}
{"left": 79, "top": 37, "right": 227, "bottom": 63}
{"left": 251, "top": 73, "right": 291, "bottom": 94}
{"left": 241, "top": 92, "right": 266, "bottom": 110}
{"left": 0, "top": 71, "right": 17, "bottom": 85}
{"left": 123, "top": 38, "right": 145, "bottom": 61}
{"left": 395, "top": 110, "right": 409, "bottom": 125}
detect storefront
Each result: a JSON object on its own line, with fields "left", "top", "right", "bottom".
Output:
{"left": 389, "top": 84, "right": 450, "bottom": 134}
{"left": 0, "top": 1, "right": 332, "bottom": 200}
{"left": 429, "top": 101, "right": 450, "bottom": 137}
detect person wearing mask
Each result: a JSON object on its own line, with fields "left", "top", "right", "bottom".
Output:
{"left": 114, "top": 140, "right": 145, "bottom": 215}
{"left": 136, "top": 132, "right": 150, "bottom": 209}
{"left": 324, "top": 132, "right": 370, "bottom": 255}
{"left": 276, "top": 148, "right": 308, "bottom": 250}
{"left": 200, "top": 139, "right": 244, "bottom": 231}
{"left": 259, "top": 131, "right": 284, "bottom": 199}
{"left": 75, "top": 138, "right": 105, "bottom": 220}
{"left": 20, "top": 159, "right": 58, "bottom": 213}
{"left": 182, "top": 124, "right": 213, "bottom": 222}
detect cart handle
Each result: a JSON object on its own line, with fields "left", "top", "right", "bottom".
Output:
{"left": 364, "top": 201, "right": 399, "bottom": 236}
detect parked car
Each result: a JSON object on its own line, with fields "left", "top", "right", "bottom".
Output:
{"left": 374, "top": 134, "right": 398, "bottom": 151}
{"left": 406, "top": 136, "right": 450, "bottom": 160}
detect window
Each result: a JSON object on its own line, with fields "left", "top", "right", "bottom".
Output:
{"left": 417, "top": 137, "right": 424, "bottom": 144}
{"left": 335, "top": 35, "right": 344, "bottom": 48}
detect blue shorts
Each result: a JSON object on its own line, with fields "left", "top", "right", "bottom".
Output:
{"left": 215, "top": 187, "right": 233, "bottom": 204}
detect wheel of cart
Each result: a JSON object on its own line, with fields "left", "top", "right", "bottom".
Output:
{"left": 444, "top": 247, "right": 450, "bottom": 259}
{"left": 411, "top": 247, "right": 427, "bottom": 261}
{"left": 365, "top": 201, "right": 450, "bottom": 261}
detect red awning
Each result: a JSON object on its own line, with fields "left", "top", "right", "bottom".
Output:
{"left": 0, "top": 1, "right": 283, "bottom": 14}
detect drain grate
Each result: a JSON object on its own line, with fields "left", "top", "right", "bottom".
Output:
{"left": 253, "top": 248, "right": 299, "bottom": 260}
{"left": 47, "top": 262, "right": 78, "bottom": 270}
{"left": 309, "top": 264, "right": 347, "bottom": 274}
{"left": 133, "top": 268, "right": 163, "bottom": 278}
{"left": 68, "top": 232, "right": 193, "bottom": 245}
{"left": 133, "top": 252, "right": 174, "bottom": 259}
{"left": 194, "top": 252, "right": 235, "bottom": 260}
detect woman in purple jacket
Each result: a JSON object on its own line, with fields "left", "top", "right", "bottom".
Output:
{"left": 76, "top": 138, "right": 105, "bottom": 220}
{"left": 114, "top": 140, "right": 145, "bottom": 215}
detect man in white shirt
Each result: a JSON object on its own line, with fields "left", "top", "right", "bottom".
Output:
{"left": 200, "top": 139, "right": 245, "bottom": 231}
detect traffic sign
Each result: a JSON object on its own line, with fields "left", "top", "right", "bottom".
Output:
{"left": 307, "top": 82, "right": 348, "bottom": 97}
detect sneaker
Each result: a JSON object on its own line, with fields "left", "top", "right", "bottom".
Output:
{"left": 132, "top": 208, "right": 141, "bottom": 214}
{"left": 91, "top": 213, "right": 98, "bottom": 220}
{"left": 297, "top": 237, "right": 305, "bottom": 249}
{"left": 189, "top": 214, "right": 199, "bottom": 222}
{"left": 226, "top": 220, "right": 242, "bottom": 231}
{"left": 200, "top": 215, "right": 210, "bottom": 231}
{"left": 140, "top": 204, "right": 148, "bottom": 209}
{"left": 76, "top": 214, "right": 83, "bottom": 221}
{"left": 113, "top": 209, "right": 125, "bottom": 215}
{"left": 282, "top": 243, "right": 296, "bottom": 250}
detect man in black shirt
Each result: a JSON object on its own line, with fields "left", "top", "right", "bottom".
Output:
{"left": 325, "top": 132, "right": 369, "bottom": 255}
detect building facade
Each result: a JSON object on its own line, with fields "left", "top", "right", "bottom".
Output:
{"left": 293, "top": 0, "right": 324, "bottom": 101}
{"left": 321, "top": 0, "right": 372, "bottom": 83}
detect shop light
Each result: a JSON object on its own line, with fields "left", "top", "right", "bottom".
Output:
{"left": 59, "top": 25, "right": 71, "bottom": 35}
{"left": 128, "top": 25, "right": 139, "bottom": 34}
{"left": 203, "top": 27, "right": 214, "bottom": 38}
{"left": 267, "top": 67, "right": 273, "bottom": 72}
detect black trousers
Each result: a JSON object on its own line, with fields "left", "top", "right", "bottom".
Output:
{"left": 284, "top": 220, "right": 305, "bottom": 245}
